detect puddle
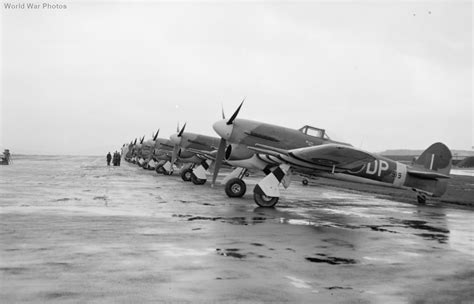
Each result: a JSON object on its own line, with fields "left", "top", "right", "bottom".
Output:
{"left": 388, "top": 218, "right": 449, "bottom": 234}
{"left": 173, "top": 214, "right": 268, "bottom": 225}
{"left": 216, "top": 248, "right": 246, "bottom": 259}
{"left": 305, "top": 253, "right": 357, "bottom": 265}
{"left": 326, "top": 286, "right": 353, "bottom": 290}
{"left": 44, "top": 292, "right": 79, "bottom": 300}
{"left": 54, "top": 198, "right": 81, "bottom": 202}
{"left": 0, "top": 267, "right": 28, "bottom": 274}
{"left": 93, "top": 196, "right": 108, "bottom": 201}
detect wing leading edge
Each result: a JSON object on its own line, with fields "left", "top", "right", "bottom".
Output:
{"left": 249, "top": 143, "right": 375, "bottom": 172}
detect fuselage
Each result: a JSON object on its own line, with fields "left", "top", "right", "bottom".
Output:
{"left": 212, "top": 118, "right": 446, "bottom": 196}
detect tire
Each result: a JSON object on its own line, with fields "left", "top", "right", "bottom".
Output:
{"left": 156, "top": 165, "right": 164, "bottom": 174}
{"left": 417, "top": 195, "right": 426, "bottom": 204}
{"left": 181, "top": 169, "right": 192, "bottom": 182}
{"left": 191, "top": 173, "right": 206, "bottom": 185}
{"left": 302, "top": 179, "right": 309, "bottom": 186}
{"left": 253, "top": 192, "right": 279, "bottom": 208}
{"left": 224, "top": 178, "right": 246, "bottom": 198}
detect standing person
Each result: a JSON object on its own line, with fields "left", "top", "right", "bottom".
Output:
{"left": 106, "top": 152, "right": 112, "bottom": 166}
{"left": 113, "top": 151, "right": 119, "bottom": 166}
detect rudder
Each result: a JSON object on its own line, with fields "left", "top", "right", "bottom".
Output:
{"left": 413, "top": 142, "right": 452, "bottom": 197}
{"left": 414, "top": 142, "right": 452, "bottom": 175}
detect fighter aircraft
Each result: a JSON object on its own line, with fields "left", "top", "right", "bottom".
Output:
{"left": 211, "top": 102, "right": 452, "bottom": 207}
{"left": 128, "top": 137, "right": 144, "bottom": 164}
{"left": 137, "top": 130, "right": 161, "bottom": 169}
{"left": 169, "top": 124, "right": 223, "bottom": 184}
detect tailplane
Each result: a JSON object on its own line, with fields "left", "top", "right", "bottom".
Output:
{"left": 408, "top": 142, "right": 452, "bottom": 197}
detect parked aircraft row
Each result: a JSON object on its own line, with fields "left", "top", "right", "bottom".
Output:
{"left": 121, "top": 101, "right": 452, "bottom": 207}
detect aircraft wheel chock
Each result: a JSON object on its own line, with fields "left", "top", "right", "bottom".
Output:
{"left": 181, "top": 169, "right": 193, "bottom": 181}
{"left": 225, "top": 178, "right": 246, "bottom": 198}
{"left": 253, "top": 193, "right": 279, "bottom": 207}
{"left": 191, "top": 173, "right": 206, "bottom": 185}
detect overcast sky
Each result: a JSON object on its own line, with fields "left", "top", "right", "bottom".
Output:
{"left": 1, "top": 0, "right": 472, "bottom": 155}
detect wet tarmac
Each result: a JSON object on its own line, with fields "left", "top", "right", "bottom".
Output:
{"left": 1, "top": 156, "right": 473, "bottom": 303}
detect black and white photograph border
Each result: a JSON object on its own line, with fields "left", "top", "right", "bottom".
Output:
{"left": 1, "top": 1, "right": 473, "bottom": 303}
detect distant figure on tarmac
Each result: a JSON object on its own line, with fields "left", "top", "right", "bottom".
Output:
{"left": 1, "top": 149, "right": 11, "bottom": 165}
{"left": 106, "top": 152, "right": 112, "bottom": 166}
{"left": 113, "top": 151, "right": 121, "bottom": 166}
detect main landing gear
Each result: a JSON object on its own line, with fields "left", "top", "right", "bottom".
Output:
{"left": 155, "top": 161, "right": 173, "bottom": 176}
{"left": 253, "top": 192, "right": 279, "bottom": 207}
{"left": 252, "top": 164, "right": 291, "bottom": 208}
{"left": 225, "top": 178, "right": 246, "bottom": 197}
{"left": 180, "top": 163, "right": 207, "bottom": 185}
{"left": 417, "top": 193, "right": 427, "bottom": 204}
{"left": 181, "top": 167, "right": 193, "bottom": 181}
{"left": 223, "top": 168, "right": 248, "bottom": 198}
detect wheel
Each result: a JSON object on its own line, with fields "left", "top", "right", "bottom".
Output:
{"left": 224, "top": 178, "right": 246, "bottom": 198}
{"left": 417, "top": 195, "right": 426, "bottom": 204}
{"left": 302, "top": 179, "right": 309, "bottom": 186}
{"left": 253, "top": 192, "right": 279, "bottom": 207}
{"left": 156, "top": 165, "right": 164, "bottom": 174}
{"left": 181, "top": 169, "right": 192, "bottom": 181}
{"left": 191, "top": 173, "right": 206, "bottom": 185}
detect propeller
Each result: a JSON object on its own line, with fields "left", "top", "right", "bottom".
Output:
{"left": 211, "top": 138, "right": 227, "bottom": 186}
{"left": 171, "top": 123, "right": 187, "bottom": 168}
{"left": 226, "top": 97, "right": 245, "bottom": 125}
{"left": 211, "top": 99, "right": 245, "bottom": 186}
{"left": 178, "top": 123, "right": 186, "bottom": 137}
{"left": 153, "top": 129, "right": 160, "bottom": 141}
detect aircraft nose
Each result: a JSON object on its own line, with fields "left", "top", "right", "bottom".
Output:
{"left": 170, "top": 133, "right": 181, "bottom": 146}
{"left": 213, "top": 119, "right": 233, "bottom": 140}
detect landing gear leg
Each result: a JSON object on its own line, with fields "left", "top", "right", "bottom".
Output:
{"left": 253, "top": 164, "right": 291, "bottom": 208}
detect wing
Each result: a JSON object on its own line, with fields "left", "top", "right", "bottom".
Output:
{"left": 248, "top": 143, "right": 376, "bottom": 172}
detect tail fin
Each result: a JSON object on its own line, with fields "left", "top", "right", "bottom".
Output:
{"left": 414, "top": 142, "right": 452, "bottom": 175}
{"left": 409, "top": 142, "right": 452, "bottom": 197}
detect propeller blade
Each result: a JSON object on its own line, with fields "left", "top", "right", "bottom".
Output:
{"left": 171, "top": 145, "right": 179, "bottom": 168}
{"left": 140, "top": 136, "right": 145, "bottom": 144}
{"left": 133, "top": 138, "right": 137, "bottom": 145}
{"left": 177, "top": 122, "right": 180, "bottom": 133}
{"left": 153, "top": 129, "right": 160, "bottom": 141}
{"left": 211, "top": 138, "right": 227, "bottom": 186}
{"left": 226, "top": 97, "right": 245, "bottom": 125}
{"left": 221, "top": 103, "right": 226, "bottom": 119}
{"left": 178, "top": 123, "right": 187, "bottom": 137}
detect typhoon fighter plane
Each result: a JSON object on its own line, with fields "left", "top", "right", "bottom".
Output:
{"left": 169, "top": 124, "right": 223, "bottom": 184}
{"left": 210, "top": 102, "right": 452, "bottom": 207}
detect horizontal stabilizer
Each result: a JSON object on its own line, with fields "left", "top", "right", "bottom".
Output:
{"left": 407, "top": 169, "right": 450, "bottom": 180}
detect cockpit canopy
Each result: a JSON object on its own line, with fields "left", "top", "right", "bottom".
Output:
{"left": 298, "top": 125, "right": 330, "bottom": 140}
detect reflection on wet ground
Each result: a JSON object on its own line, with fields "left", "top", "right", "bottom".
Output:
{"left": 1, "top": 156, "right": 473, "bottom": 303}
